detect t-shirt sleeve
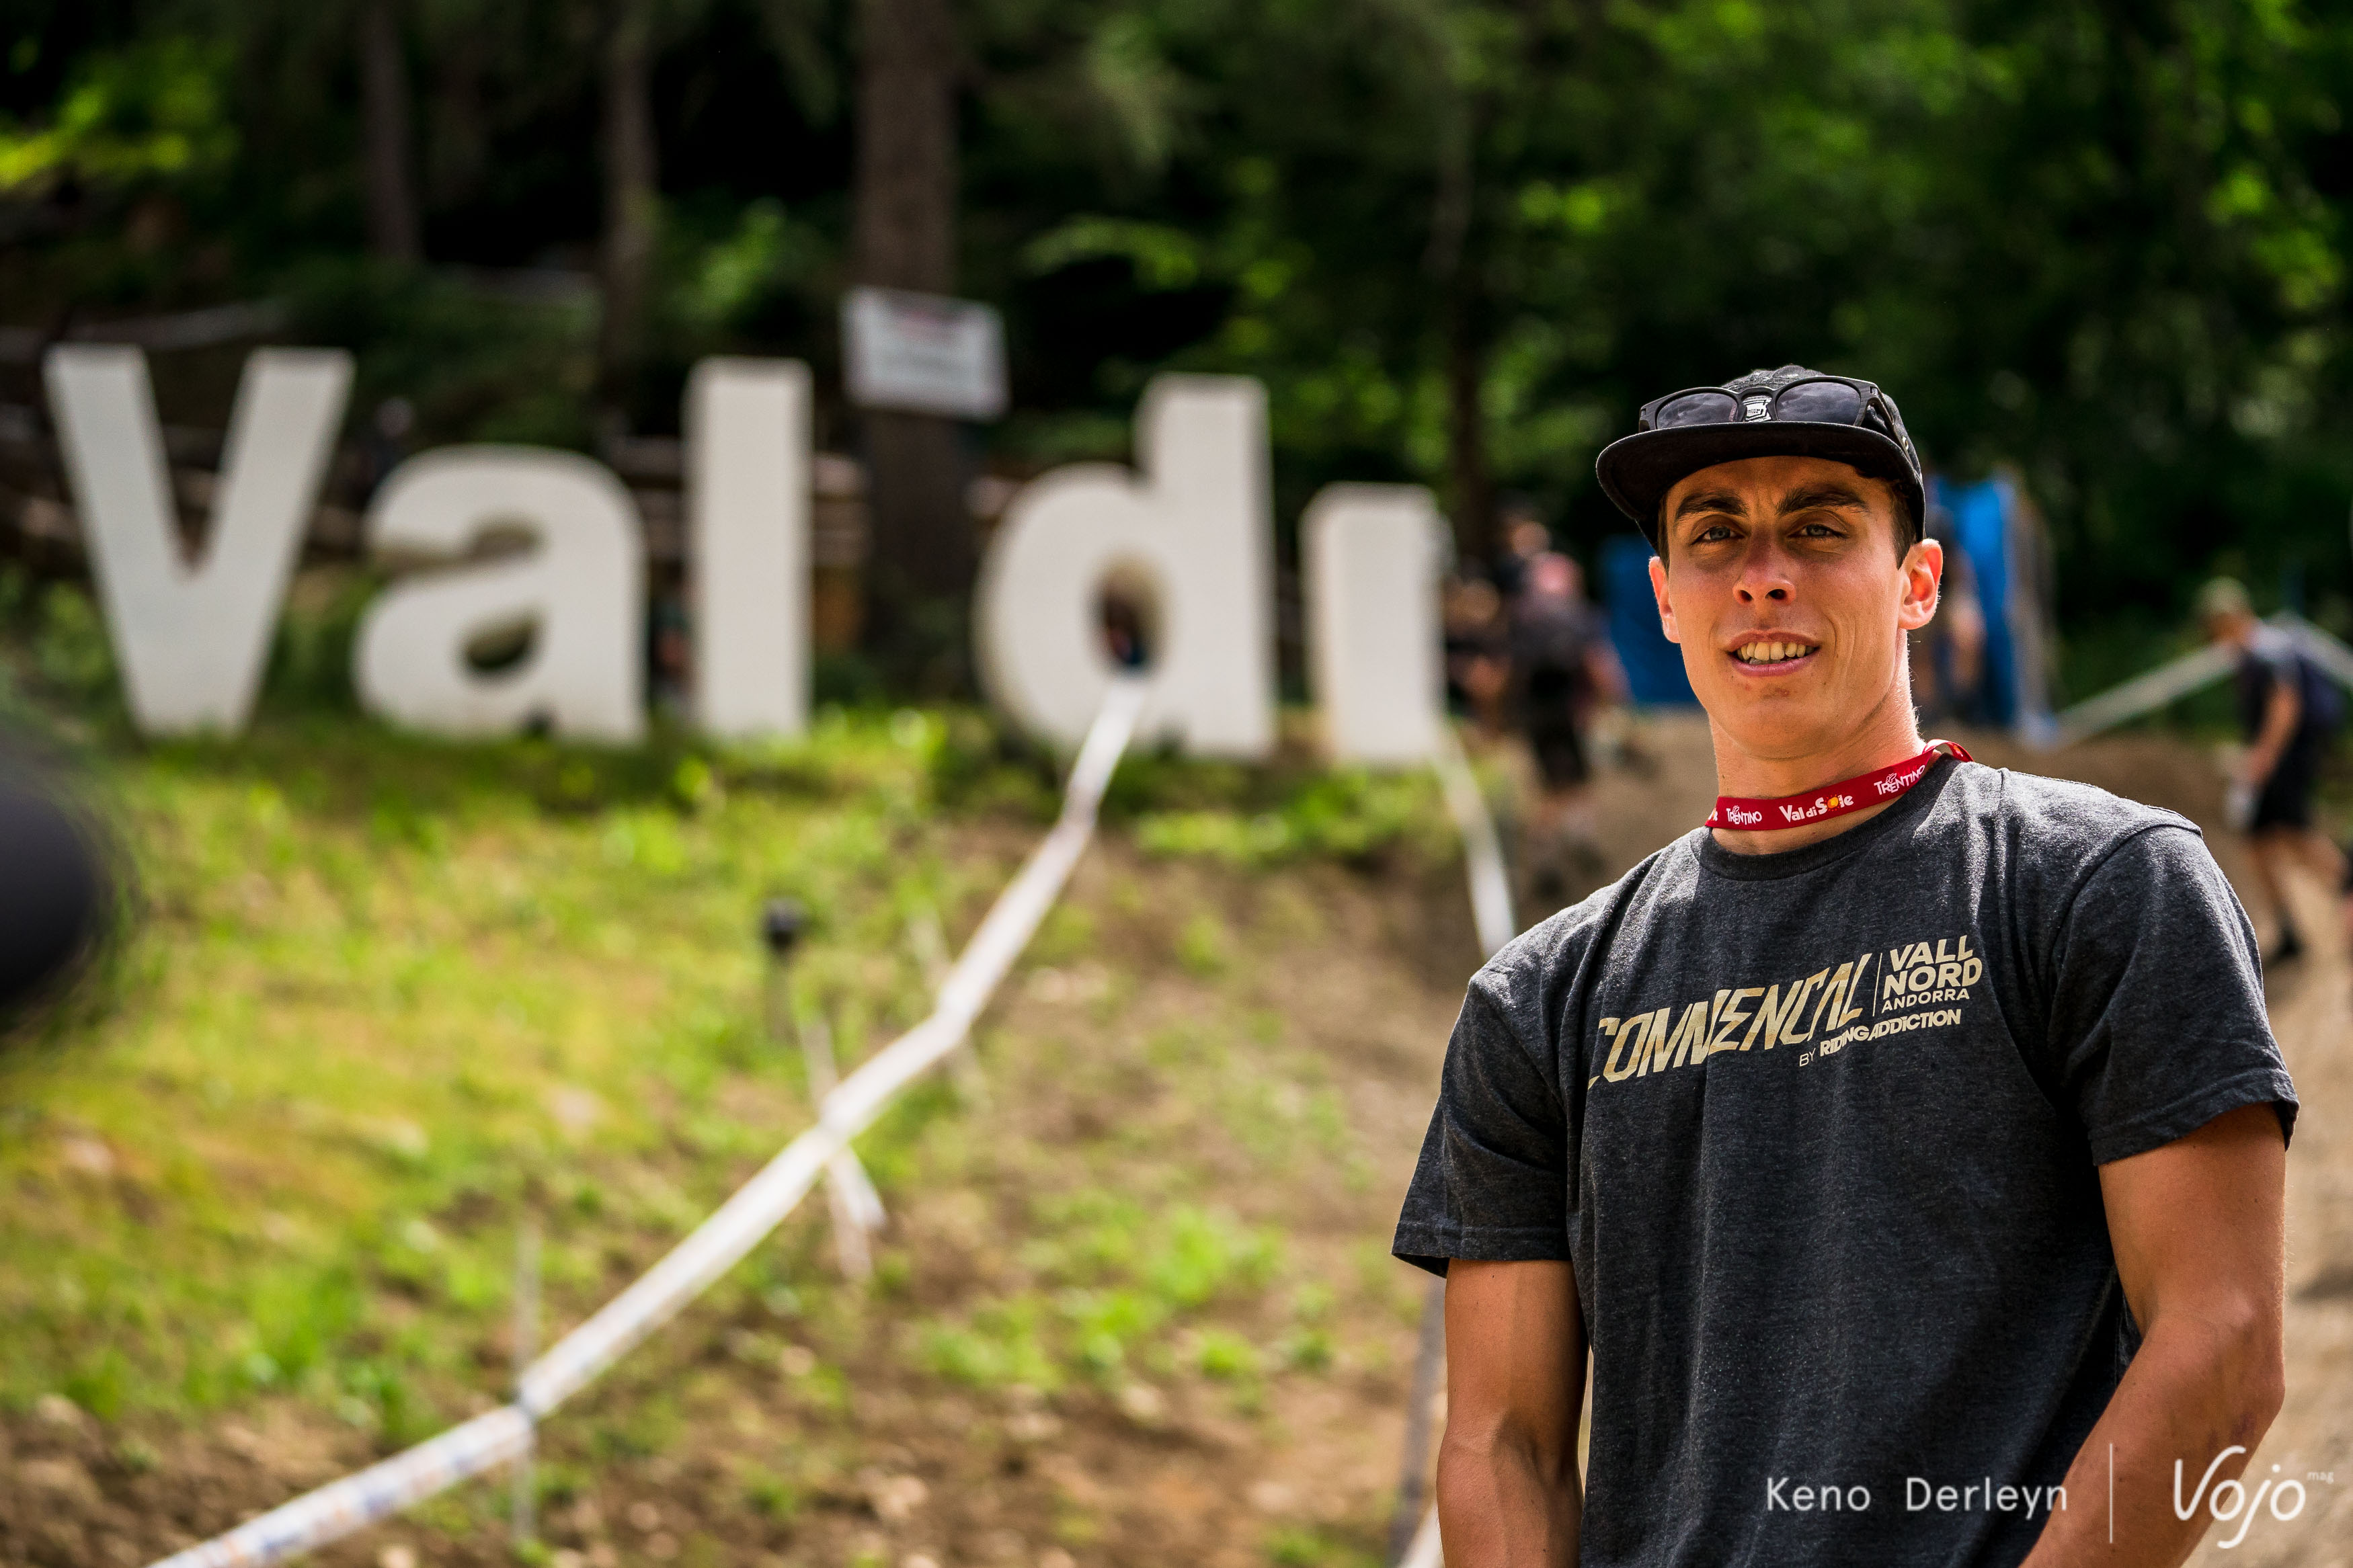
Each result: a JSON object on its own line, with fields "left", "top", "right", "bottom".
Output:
{"left": 2044, "top": 825, "right": 2297, "bottom": 1164}
{"left": 1393, "top": 973, "right": 1572, "bottom": 1276}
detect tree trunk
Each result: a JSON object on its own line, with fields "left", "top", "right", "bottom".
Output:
{"left": 599, "top": 1, "right": 660, "bottom": 415}
{"left": 358, "top": 0, "right": 422, "bottom": 263}
{"left": 852, "top": 0, "right": 970, "bottom": 691}
{"left": 1445, "top": 286, "right": 1494, "bottom": 569}
{"left": 427, "top": 24, "right": 487, "bottom": 209}
{"left": 1428, "top": 93, "right": 1493, "bottom": 567}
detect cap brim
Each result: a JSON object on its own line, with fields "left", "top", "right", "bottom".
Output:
{"left": 1595, "top": 421, "right": 1925, "bottom": 546}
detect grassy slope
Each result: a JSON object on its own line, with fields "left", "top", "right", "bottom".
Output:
{"left": 0, "top": 708, "right": 1475, "bottom": 1568}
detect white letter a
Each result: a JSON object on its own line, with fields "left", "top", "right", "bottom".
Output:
{"left": 46, "top": 345, "right": 351, "bottom": 735}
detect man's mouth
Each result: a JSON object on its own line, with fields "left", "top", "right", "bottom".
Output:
{"left": 1730, "top": 639, "right": 1820, "bottom": 668}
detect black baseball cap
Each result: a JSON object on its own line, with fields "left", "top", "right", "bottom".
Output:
{"left": 1595, "top": 364, "right": 1925, "bottom": 547}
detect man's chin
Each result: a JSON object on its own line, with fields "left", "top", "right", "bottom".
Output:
{"left": 1702, "top": 694, "right": 1851, "bottom": 761}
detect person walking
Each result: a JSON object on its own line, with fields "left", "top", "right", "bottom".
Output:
{"left": 1396, "top": 364, "right": 2294, "bottom": 1567}
{"left": 2196, "top": 575, "right": 2345, "bottom": 965}
{"left": 1507, "top": 550, "right": 1624, "bottom": 903}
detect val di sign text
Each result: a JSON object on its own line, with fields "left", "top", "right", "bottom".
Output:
{"left": 46, "top": 347, "right": 1443, "bottom": 766}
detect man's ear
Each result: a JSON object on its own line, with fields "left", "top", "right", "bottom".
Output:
{"left": 1648, "top": 551, "right": 1679, "bottom": 645}
{"left": 1897, "top": 538, "right": 1942, "bottom": 633}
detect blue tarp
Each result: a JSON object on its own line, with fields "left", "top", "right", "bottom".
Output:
{"left": 1933, "top": 473, "right": 2020, "bottom": 729}
{"left": 1601, "top": 534, "right": 1697, "bottom": 706}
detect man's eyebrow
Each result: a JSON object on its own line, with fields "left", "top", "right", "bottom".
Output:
{"left": 1776, "top": 484, "right": 1870, "bottom": 516}
{"left": 1672, "top": 489, "right": 1745, "bottom": 521}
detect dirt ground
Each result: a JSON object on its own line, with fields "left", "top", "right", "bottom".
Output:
{"left": 0, "top": 816, "right": 1482, "bottom": 1568}
{"left": 3, "top": 716, "right": 2346, "bottom": 1568}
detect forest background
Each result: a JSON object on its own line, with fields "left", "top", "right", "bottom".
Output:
{"left": 5, "top": 0, "right": 2353, "bottom": 700}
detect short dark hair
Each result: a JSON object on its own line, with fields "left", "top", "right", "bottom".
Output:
{"left": 1880, "top": 477, "right": 1921, "bottom": 557}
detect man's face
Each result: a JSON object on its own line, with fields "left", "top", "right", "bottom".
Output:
{"left": 1646, "top": 455, "right": 1940, "bottom": 762}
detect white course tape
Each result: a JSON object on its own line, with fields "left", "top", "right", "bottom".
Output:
{"left": 530, "top": 673, "right": 1146, "bottom": 1410}
{"left": 1388, "top": 727, "right": 1521, "bottom": 1567}
{"left": 1398, "top": 1504, "right": 1443, "bottom": 1568}
{"left": 147, "top": 1408, "right": 532, "bottom": 1568}
{"left": 1432, "top": 728, "right": 1515, "bottom": 960}
{"left": 148, "top": 676, "right": 1149, "bottom": 1568}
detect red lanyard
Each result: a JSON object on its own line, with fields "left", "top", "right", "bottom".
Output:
{"left": 1707, "top": 740, "right": 1972, "bottom": 831}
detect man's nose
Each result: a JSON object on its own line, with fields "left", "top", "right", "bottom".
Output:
{"left": 1735, "top": 546, "right": 1794, "bottom": 603}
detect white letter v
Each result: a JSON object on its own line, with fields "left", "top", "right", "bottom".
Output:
{"left": 46, "top": 344, "right": 350, "bottom": 735}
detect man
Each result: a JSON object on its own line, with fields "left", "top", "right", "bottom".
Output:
{"left": 1395, "top": 364, "right": 2294, "bottom": 1567}
{"left": 2196, "top": 575, "right": 2344, "bottom": 965}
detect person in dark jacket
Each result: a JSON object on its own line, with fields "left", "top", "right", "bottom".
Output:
{"left": 2198, "top": 576, "right": 2344, "bottom": 965}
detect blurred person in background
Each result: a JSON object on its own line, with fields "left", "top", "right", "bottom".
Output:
{"left": 2198, "top": 575, "right": 2346, "bottom": 966}
{"left": 1443, "top": 575, "right": 1511, "bottom": 733}
{"left": 1907, "top": 495, "right": 1985, "bottom": 723}
{"left": 1507, "top": 550, "right": 1624, "bottom": 901}
{"left": 1488, "top": 498, "right": 1554, "bottom": 601}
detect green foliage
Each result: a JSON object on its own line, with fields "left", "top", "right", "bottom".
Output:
{"left": 922, "top": 1198, "right": 1282, "bottom": 1391}
{"left": 918, "top": 1295, "right": 1062, "bottom": 1391}
{"left": 7, "top": 0, "right": 2350, "bottom": 652}
{"left": 30, "top": 582, "right": 118, "bottom": 705}
{"left": 0, "top": 34, "right": 235, "bottom": 196}
{"left": 282, "top": 260, "right": 600, "bottom": 451}
{"left": 1133, "top": 766, "right": 1451, "bottom": 870}
{"left": 739, "top": 1462, "right": 801, "bottom": 1520}
{"left": 1265, "top": 1524, "right": 1382, "bottom": 1568}
{"left": 0, "top": 704, "right": 967, "bottom": 1419}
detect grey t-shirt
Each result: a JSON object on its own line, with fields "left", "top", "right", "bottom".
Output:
{"left": 1394, "top": 758, "right": 2295, "bottom": 1568}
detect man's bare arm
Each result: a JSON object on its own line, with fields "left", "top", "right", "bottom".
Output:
{"left": 1437, "top": 1260, "right": 1586, "bottom": 1567}
{"left": 2246, "top": 679, "right": 2301, "bottom": 785}
{"left": 2021, "top": 1103, "right": 2286, "bottom": 1567}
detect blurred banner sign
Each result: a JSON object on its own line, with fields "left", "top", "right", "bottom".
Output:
{"left": 842, "top": 288, "right": 1007, "bottom": 421}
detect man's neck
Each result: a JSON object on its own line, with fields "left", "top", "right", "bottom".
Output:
{"left": 1707, "top": 690, "right": 1928, "bottom": 856}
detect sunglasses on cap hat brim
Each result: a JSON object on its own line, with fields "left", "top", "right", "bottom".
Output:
{"left": 1638, "top": 374, "right": 1907, "bottom": 442}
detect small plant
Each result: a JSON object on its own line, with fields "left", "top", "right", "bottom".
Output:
{"left": 1175, "top": 911, "right": 1229, "bottom": 976}
{"left": 1146, "top": 1206, "right": 1279, "bottom": 1309}
{"left": 1277, "top": 1327, "right": 1335, "bottom": 1372}
{"left": 32, "top": 583, "right": 117, "bottom": 704}
{"left": 1265, "top": 1524, "right": 1380, "bottom": 1567}
{"left": 916, "top": 1295, "right": 1060, "bottom": 1391}
{"left": 1060, "top": 1287, "right": 1167, "bottom": 1379}
{"left": 1192, "top": 1328, "right": 1260, "bottom": 1381}
{"left": 740, "top": 1464, "right": 800, "bottom": 1520}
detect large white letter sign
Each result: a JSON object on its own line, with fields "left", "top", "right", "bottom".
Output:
{"left": 975, "top": 375, "right": 1275, "bottom": 756}
{"left": 688, "top": 358, "right": 809, "bottom": 739}
{"left": 1303, "top": 484, "right": 1447, "bottom": 764}
{"left": 356, "top": 448, "right": 645, "bottom": 742}
{"left": 45, "top": 344, "right": 351, "bottom": 735}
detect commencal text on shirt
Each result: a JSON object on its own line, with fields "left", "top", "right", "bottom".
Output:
{"left": 1589, "top": 932, "right": 1985, "bottom": 1089}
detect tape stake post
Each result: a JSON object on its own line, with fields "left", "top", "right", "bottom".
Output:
{"left": 1394, "top": 726, "right": 1522, "bottom": 1567}
{"left": 510, "top": 1223, "right": 541, "bottom": 1547}
{"left": 147, "top": 677, "right": 1149, "bottom": 1568}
